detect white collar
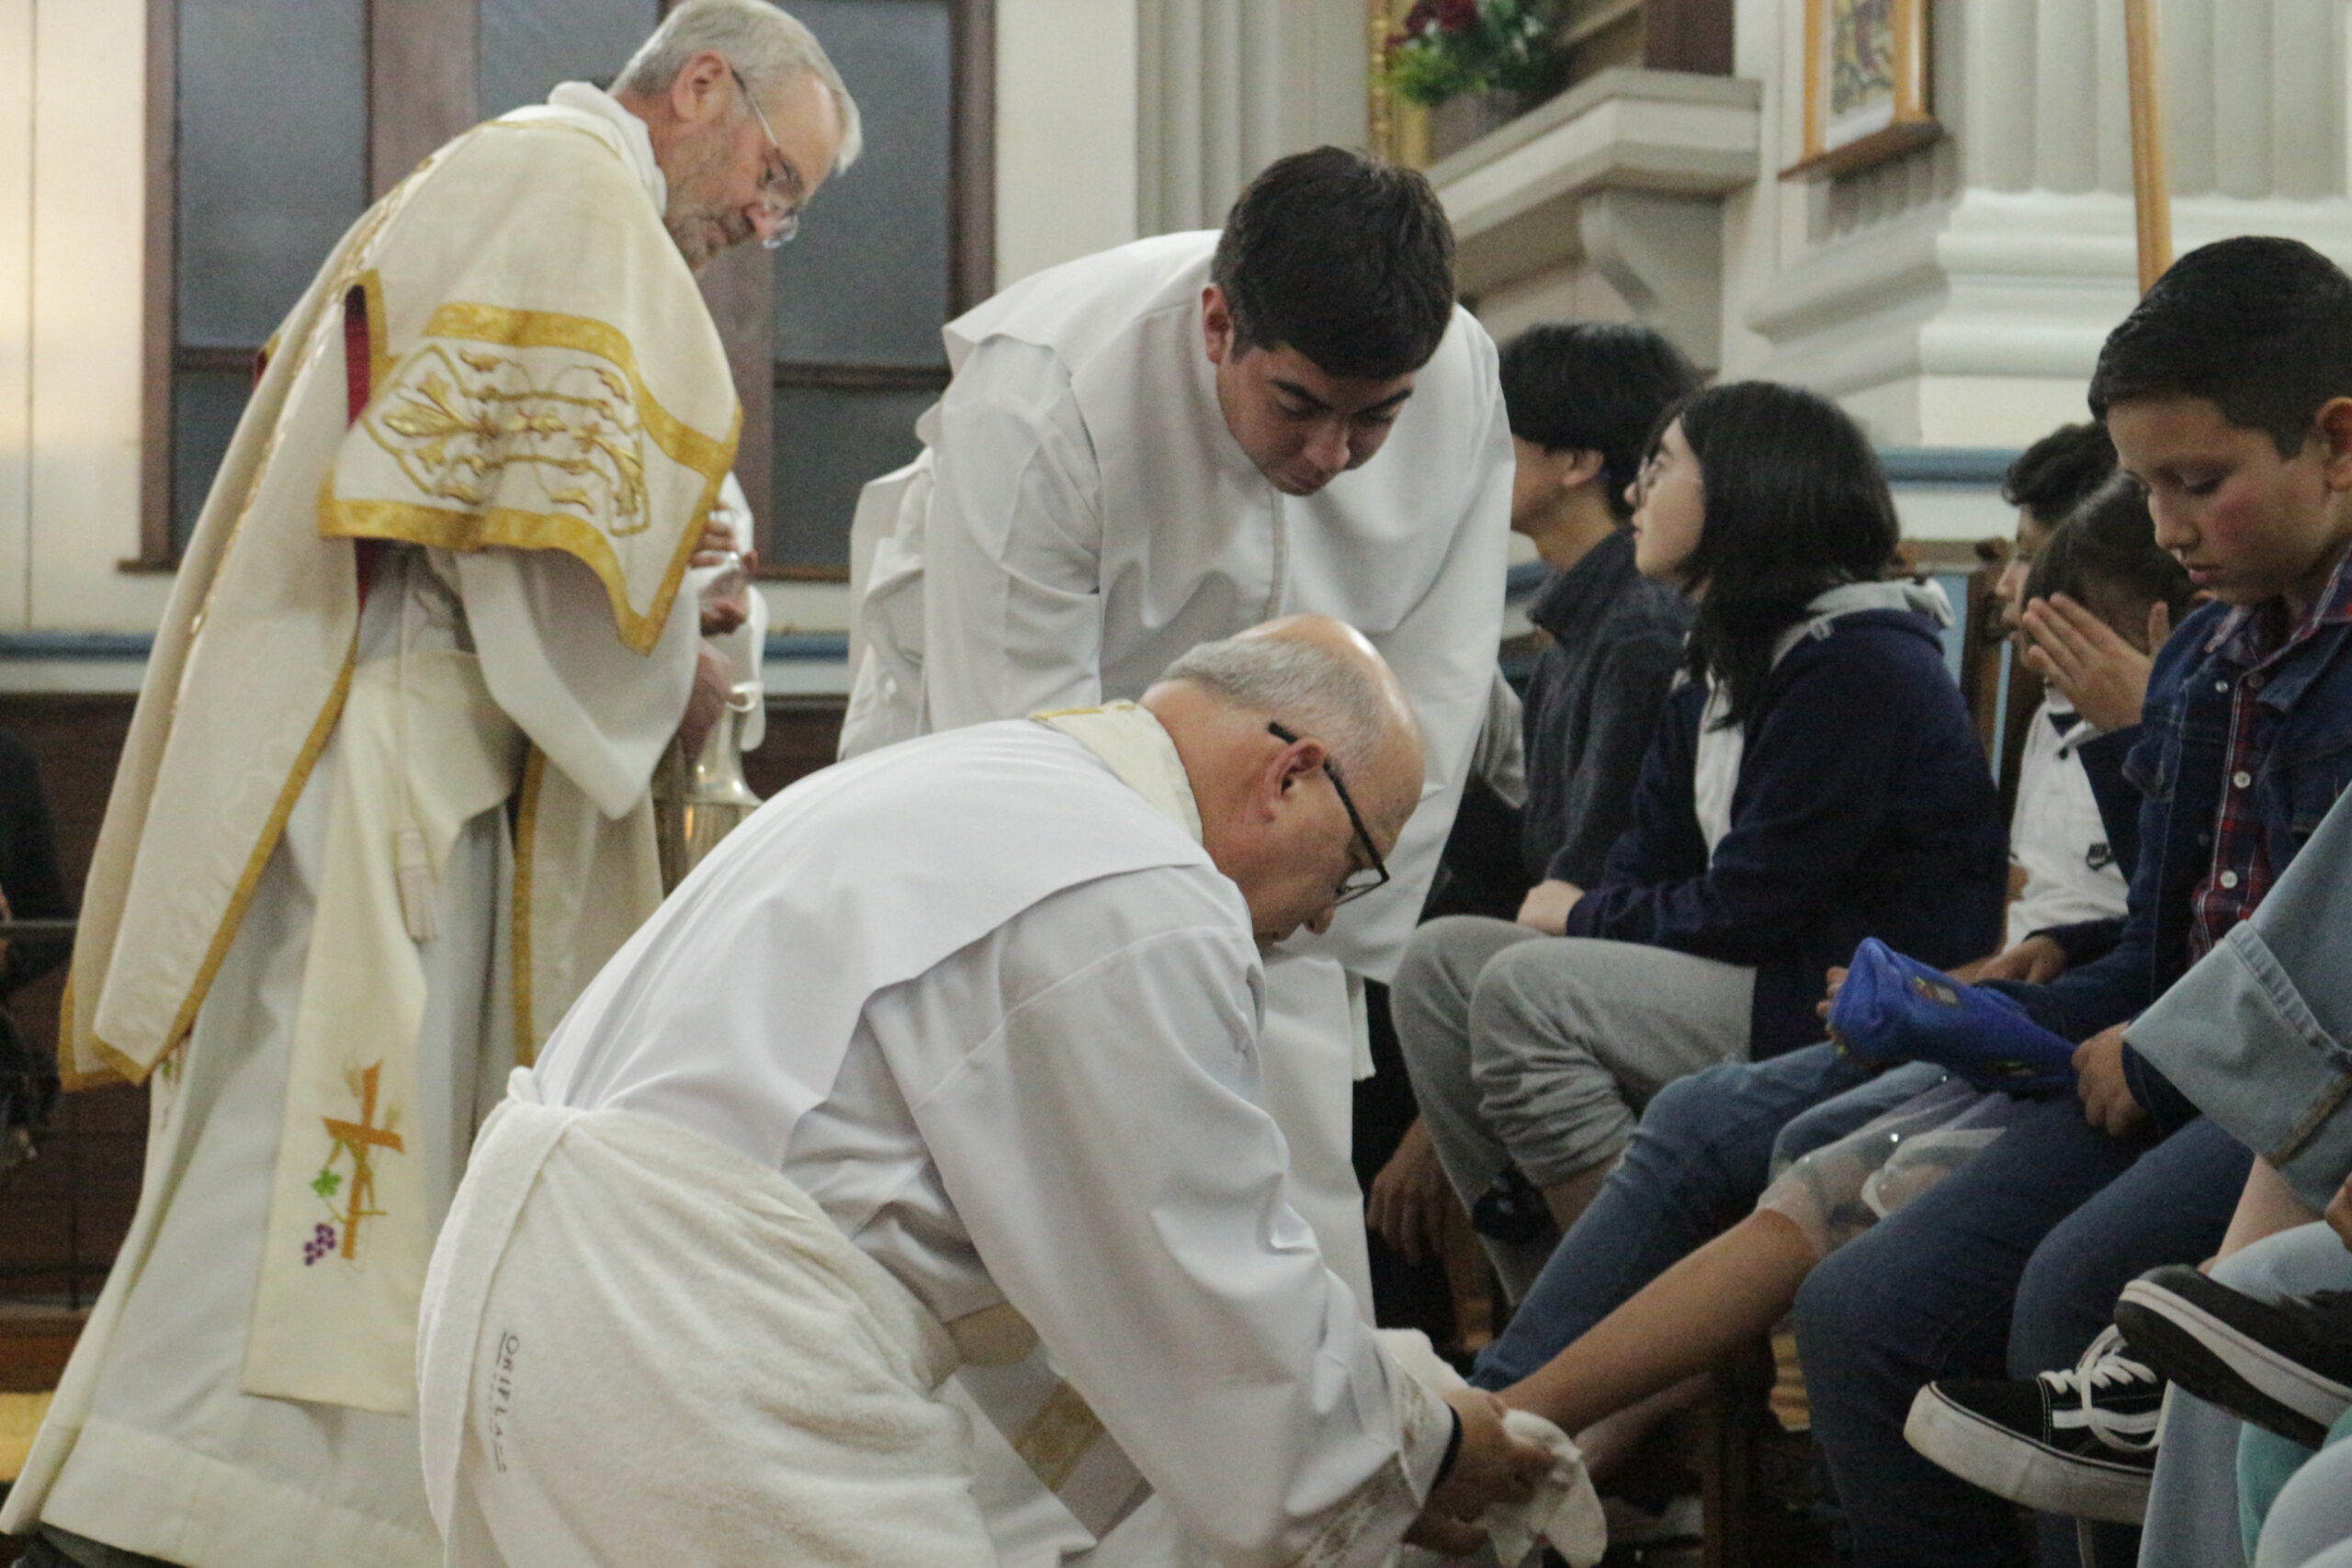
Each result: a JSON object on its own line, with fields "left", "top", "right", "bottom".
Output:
{"left": 1030, "top": 704, "right": 1205, "bottom": 845}
{"left": 545, "top": 81, "right": 667, "bottom": 214}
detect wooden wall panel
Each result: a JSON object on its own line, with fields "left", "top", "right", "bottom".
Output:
{"left": 0, "top": 692, "right": 845, "bottom": 1303}
{"left": 368, "top": 0, "right": 479, "bottom": 197}
{"left": 0, "top": 696, "right": 142, "bottom": 1304}
{"left": 742, "top": 697, "right": 844, "bottom": 797}
{"left": 1644, "top": 0, "right": 1735, "bottom": 75}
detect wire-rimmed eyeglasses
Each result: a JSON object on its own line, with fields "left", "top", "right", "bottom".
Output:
{"left": 727, "top": 64, "right": 804, "bottom": 249}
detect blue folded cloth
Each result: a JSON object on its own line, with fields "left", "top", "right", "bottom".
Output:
{"left": 1827, "top": 937, "right": 2078, "bottom": 1093}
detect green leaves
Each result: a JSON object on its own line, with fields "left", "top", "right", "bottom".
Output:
{"left": 1385, "top": 0, "right": 1565, "bottom": 108}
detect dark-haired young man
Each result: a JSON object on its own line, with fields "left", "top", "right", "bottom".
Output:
{"left": 2004, "top": 420, "right": 2119, "bottom": 537}
{"left": 843, "top": 146, "right": 1508, "bottom": 1294}
{"left": 1789, "top": 234, "right": 2352, "bottom": 1568}
{"left": 1500, "top": 322, "right": 1700, "bottom": 906}
{"left": 838, "top": 147, "right": 1511, "bottom": 1564}
{"left": 1368, "top": 322, "right": 1694, "bottom": 1276}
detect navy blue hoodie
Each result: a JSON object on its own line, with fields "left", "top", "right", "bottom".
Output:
{"left": 1565, "top": 582, "right": 2009, "bottom": 1055}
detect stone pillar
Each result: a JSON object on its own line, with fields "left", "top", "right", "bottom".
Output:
{"left": 1136, "top": 0, "right": 1370, "bottom": 234}
{"left": 1737, "top": 0, "right": 2352, "bottom": 445}
{"left": 2263, "top": 0, "right": 2338, "bottom": 201}
{"left": 2030, "top": 0, "right": 2099, "bottom": 195}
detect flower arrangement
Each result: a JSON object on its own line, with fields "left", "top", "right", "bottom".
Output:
{"left": 1385, "top": 0, "right": 1566, "bottom": 108}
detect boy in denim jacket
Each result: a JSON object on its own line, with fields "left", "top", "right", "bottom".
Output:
{"left": 1796, "top": 236, "right": 2352, "bottom": 1568}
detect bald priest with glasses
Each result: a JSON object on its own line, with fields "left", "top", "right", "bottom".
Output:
{"left": 5, "top": 6, "right": 857, "bottom": 1568}
{"left": 416, "top": 618, "right": 1555, "bottom": 1568}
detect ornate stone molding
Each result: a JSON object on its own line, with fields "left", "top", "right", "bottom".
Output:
{"left": 1424, "top": 68, "right": 1762, "bottom": 367}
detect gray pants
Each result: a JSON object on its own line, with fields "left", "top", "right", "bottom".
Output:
{"left": 1392, "top": 915, "right": 1755, "bottom": 1300}
{"left": 2141, "top": 1223, "right": 2352, "bottom": 1568}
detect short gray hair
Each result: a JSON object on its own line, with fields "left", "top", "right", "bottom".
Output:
{"left": 1158, "top": 635, "right": 1408, "bottom": 784}
{"left": 620, "top": 0, "right": 864, "bottom": 173}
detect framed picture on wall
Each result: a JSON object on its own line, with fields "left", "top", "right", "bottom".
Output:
{"left": 1782, "top": 0, "right": 1939, "bottom": 180}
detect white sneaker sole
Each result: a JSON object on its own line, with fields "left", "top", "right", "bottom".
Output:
{"left": 1903, "top": 1385, "right": 2151, "bottom": 1525}
{"left": 2116, "top": 1278, "right": 2352, "bottom": 1435}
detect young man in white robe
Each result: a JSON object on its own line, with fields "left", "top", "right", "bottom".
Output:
{"left": 842, "top": 144, "right": 1513, "bottom": 1348}
{"left": 418, "top": 617, "right": 1558, "bottom": 1568}
{"left": 5, "top": 6, "right": 856, "bottom": 1567}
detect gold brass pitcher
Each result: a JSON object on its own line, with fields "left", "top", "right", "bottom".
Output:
{"left": 655, "top": 681, "right": 764, "bottom": 890}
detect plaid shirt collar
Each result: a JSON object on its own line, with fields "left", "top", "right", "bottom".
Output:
{"left": 2205, "top": 541, "right": 2352, "bottom": 673}
{"left": 2188, "top": 542, "right": 2352, "bottom": 960}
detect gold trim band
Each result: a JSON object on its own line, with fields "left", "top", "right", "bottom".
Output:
{"left": 512, "top": 748, "right": 547, "bottom": 1067}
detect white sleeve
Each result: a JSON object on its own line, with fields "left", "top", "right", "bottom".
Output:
{"left": 691, "top": 472, "right": 767, "bottom": 751}
{"left": 730, "top": 576, "right": 768, "bottom": 753}
{"left": 882, "top": 879, "right": 1449, "bottom": 1568}
{"left": 1291, "top": 364, "right": 1514, "bottom": 982}
{"left": 918, "top": 336, "right": 1109, "bottom": 729}
{"left": 1475, "top": 665, "right": 1528, "bottom": 809}
{"left": 450, "top": 546, "right": 699, "bottom": 818}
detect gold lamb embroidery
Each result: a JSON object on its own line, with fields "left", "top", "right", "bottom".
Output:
{"left": 366, "top": 343, "right": 652, "bottom": 536}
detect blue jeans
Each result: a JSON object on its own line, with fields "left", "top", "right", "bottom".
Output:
{"left": 1793, "top": 1106, "right": 2250, "bottom": 1568}
{"left": 1469, "top": 1042, "right": 1904, "bottom": 1389}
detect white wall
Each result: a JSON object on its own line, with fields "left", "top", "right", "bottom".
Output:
{"left": 0, "top": 0, "right": 33, "bottom": 632}
{"left": 993, "top": 0, "right": 1140, "bottom": 288}
{"left": 1472, "top": 259, "right": 1634, "bottom": 345}
{"left": 5, "top": 0, "right": 175, "bottom": 637}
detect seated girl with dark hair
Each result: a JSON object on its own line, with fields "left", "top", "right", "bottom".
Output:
{"left": 1438, "top": 478, "right": 2191, "bottom": 1494}
{"left": 1369, "top": 321, "right": 1699, "bottom": 1267}
{"left": 1392, "top": 381, "right": 2009, "bottom": 1300}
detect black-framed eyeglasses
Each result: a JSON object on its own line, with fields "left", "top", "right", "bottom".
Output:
{"left": 1267, "top": 722, "right": 1392, "bottom": 906}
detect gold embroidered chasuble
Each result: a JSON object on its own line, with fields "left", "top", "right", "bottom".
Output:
{"left": 68, "top": 105, "right": 737, "bottom": 1093}
{"left": 33, "top": 103, "right": 733, "bottom": 1440}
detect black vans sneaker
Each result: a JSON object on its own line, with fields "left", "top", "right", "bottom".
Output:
{"left": 1903, "top": 1326, "right": 2161, "bottom": 1524}
{"left": 2115, "top": 1265, "right": 2352, "bottom": 1449}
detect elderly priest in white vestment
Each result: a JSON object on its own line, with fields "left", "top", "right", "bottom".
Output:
{"left": 4, "top": 7, "right": 857, "bottom": 1568}
{"left": 417, "top": 618, "right": 1556, "bottom": 1568}
{"left": 843, "top": 147, "right": 1511, "bottom": 1359}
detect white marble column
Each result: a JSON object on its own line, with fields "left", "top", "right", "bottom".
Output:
{"left": 2264, "top": 0, "right": 2338, "bottom": 201}
{"left": 1739, "top": 0, "right": 2352, "bottom": 444}
{"left": 1136, "top": 0, "right": 1371, "bottom": 234}
{"left": 1961, "top": 0, "right": 2041, "bottom": 194}
{"left": 2030, "top": 0, "right": 2099, "bottom": 194}
{"left": 1955, "top": 0, "right": 2345, "bottom": 203}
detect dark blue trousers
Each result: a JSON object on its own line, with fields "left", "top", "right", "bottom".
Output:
{"left": 1794, "top": 1106, "right": 2249, "bottom": 1567}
